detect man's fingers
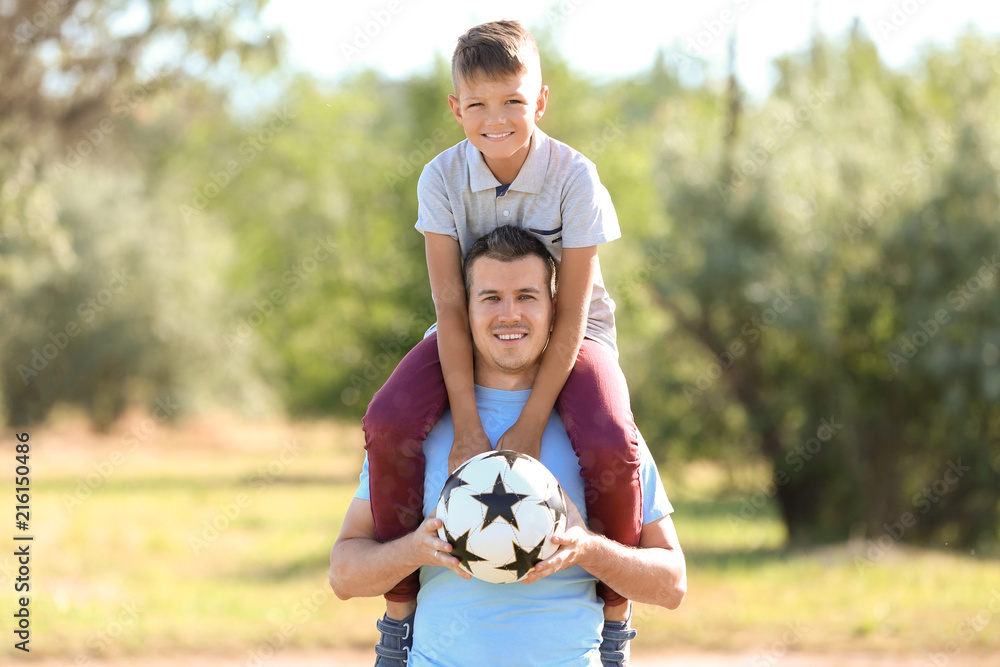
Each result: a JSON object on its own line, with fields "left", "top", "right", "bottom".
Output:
{"left": 435, "top": 550, "right": 472, "bottom": 579}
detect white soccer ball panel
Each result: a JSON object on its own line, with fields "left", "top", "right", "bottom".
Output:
{"left": 467, "top": 559, "right": 517, "bottom": 584}
{"left": 436, "top": 450, "right": 567, "bottom": 583}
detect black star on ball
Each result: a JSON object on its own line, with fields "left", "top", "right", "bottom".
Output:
{"left": 498, "top": 536, "right": 546, "bottom": 580}
{"left": 443, "top": 526, "right": 487, "bottom": 573}
{"left": 488, "top": 449, "right": 524, "bottom": 469}
{"left": 440, "top": 472, "right": 470, "bottom": 512}
{"left": 538, "top": 486, "right": 567, "bottom": 524}
{"left": 472, "top": 473, "right": 528, "bottom": 529}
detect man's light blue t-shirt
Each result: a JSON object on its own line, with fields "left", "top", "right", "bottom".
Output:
{"left": 354, "top": 385, "right": 672, "bottom": 667}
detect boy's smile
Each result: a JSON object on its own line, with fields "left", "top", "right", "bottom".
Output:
{"left": 448, "top": 72, "right": 549, "bottom": 184}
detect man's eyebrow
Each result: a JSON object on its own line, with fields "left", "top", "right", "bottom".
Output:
{"left": 474, "top": 286, "right": 542, "bottom": 297}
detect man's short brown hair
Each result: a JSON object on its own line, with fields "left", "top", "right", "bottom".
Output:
{"left": 464, "top": 225, "right": 556, "bottom": 301}
{"left": 452, "top": 20, "right": 541, "bottom": 91}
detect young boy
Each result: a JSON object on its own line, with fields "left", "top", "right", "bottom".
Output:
{"left": 363, "top": 19, "right": 642, "bottom": 665}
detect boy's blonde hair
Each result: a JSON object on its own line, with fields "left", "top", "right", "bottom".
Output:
{"left": 452, "top": 20, "right": 542, "bottom": 92}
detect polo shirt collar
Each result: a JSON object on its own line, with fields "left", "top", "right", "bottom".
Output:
{"left": 466, "top": 128, "right": 551, "bottom": 194}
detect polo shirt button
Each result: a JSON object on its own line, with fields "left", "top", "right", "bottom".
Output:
{"left": 503, "top": 210, "right": 510, "bottom": 217}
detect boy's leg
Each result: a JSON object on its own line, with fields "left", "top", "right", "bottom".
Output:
{"left": 556, "top": 339, "right": 642, "bottom": 607}
{"left": 363, "top": 333, "right": 449, "bottom": 604}
{"left": 599, "top": 603, "right": 637, "bottom": 667}
{"left": 374, "top": 611, "right": 414, "bottom": 666}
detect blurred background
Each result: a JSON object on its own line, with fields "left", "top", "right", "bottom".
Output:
{"left": 2, "top": 0, "right": 1000, "bottom": 663}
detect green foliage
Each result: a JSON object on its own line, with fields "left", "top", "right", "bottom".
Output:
{"left": 0, "top": 0, "right": 280, "bottom": 425}
{"left": 633, "top": 29, "right": 1000, "bottom": 549}
{"left": 2, "top": 9, "right": 997, "bottom": 551}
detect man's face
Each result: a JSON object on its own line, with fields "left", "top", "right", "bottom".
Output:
{"left": 448, "top": 70, "right": 548, "bottom": 183}
{"left": 466, "top": 255, "right": 555, "bottom": 390}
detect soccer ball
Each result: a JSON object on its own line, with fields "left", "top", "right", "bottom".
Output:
{"left": 436, "top": 450, "right": 568, "bottom": 584}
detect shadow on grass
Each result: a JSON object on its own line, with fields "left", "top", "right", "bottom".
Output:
{"left": 685, "top": 546, "right": 791, "bottom": 571}
{"left": 230, "top": 552, "right": 331, "bottom": 582}
{"left": 671, "top": 497, "right": 781, "bottom": 520}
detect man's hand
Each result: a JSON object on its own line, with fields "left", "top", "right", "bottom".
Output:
{"left": 448, "top": 427, "right": 492, "bottom": 473}
{"left": 411, "top": 512, "right": 473, "bottom": 580}
{"left": 521, "top": 493, "right": 592, "bottom": 584}
{"left": 496, "top": 418, "right": 544, "bottom": 461}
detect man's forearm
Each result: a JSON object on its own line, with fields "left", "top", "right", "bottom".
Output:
{"left": 330, "top": 535, "right": 418, "bottom": 600}
{"left": 581, "top": 535, "right": 687, "bottom": 610}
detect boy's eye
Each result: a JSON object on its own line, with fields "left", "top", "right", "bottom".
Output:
{"left": 506, "top": 99, "right": 525, "bottom": 105}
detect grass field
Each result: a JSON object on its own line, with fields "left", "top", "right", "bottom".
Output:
{"left": 4, "top": 410, "right": 1000, "bottom": 662}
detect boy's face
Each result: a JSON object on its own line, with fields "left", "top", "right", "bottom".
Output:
{"left": 448, "top": 70, "right": 548, "bottom": 184}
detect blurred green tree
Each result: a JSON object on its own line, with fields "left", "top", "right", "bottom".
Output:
{"left": 634, "top": 27, "right": 999, "bottom": 549}
{"left": 0, "top": 0, "right": 280, "bottom": 425}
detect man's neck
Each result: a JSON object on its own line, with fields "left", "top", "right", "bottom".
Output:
{"left": 473, "top": 366, "right": 539, "bottom": 392}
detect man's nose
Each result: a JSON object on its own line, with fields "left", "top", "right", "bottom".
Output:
{"left": 498, "top": 297, "right": 520, "bottom": 322}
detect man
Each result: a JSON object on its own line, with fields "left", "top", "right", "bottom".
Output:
{"left": 330, "top": 226, "right": 686, "bottom": 666}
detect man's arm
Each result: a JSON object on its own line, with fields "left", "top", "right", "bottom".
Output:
{"left": 329, "top": 497, "right": 470, "bottom": 600}
{"left": 522, "top": 497, "right": 687, "bottom": 610}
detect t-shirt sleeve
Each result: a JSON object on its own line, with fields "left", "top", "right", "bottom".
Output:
{"left": 414, "top": 161, "right": 458, "bottom": 240}
{"left": 559, "top": 161, "right": 622, "bottom": 249}
{"left": 639, "top": 431, "right": 673, "bottom": 524}
{"left": 355, "top": 453, "right": 371, "bottom": 501}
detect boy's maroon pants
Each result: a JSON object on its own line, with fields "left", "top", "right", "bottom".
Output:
{"left": 363, "top": 333, "right": 642, "bottom": 606}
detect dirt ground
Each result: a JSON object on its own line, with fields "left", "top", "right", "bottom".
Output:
{"left": 24, "top": 648, "right": 997, "bottom": 666}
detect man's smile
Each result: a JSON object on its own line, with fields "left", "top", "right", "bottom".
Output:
{"left": 494, "top": 330, "right": 528, "bottom": 341}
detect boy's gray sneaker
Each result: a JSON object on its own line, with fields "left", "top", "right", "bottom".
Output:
{"left": 374, "top": 612, "right": 414, "bottom": 666}
{"left": 599, "top": 618, "right": 637, "bottom": 666}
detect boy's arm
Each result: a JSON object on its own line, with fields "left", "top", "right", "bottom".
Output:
{"left": 497, "top": 245, "right": 597, "bottom": 460}
{"left": 425, "top": 232, "right": 492, "bottom": 471}
{"left": 329, "top": 497, "right": 469, "bottom": 600}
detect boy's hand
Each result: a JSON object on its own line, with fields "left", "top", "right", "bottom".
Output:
{"left": 496, "top": 419, "right": 543, "bottom": 461}
{"left": 449, "top": 427, "right": 492, "bottom": 473}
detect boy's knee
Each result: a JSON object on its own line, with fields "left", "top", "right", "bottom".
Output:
{"left": 573, "top": 417, "right": 638, "bottom": 466}
{"left": 574, "top": 429, "right": 641, "bottom": 504}
{"left": 587, "top": 449, "right": 639, "bottom": 491}
{"left": 363, "top": 391, "right": 394, "bottom": 435}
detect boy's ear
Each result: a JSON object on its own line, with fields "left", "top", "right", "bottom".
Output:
{"left": 534, "top": 85, "right": 549, "bottom": 123}
{"left": 448, "top": 94, "right": 463, "bottom": 123}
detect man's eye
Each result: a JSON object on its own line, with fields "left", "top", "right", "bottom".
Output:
{"left": 519, "top": 295, "right": 535, "bottom": 300}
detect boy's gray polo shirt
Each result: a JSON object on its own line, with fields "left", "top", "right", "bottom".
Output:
{"left": 415, "top": 128, "right": 621, "bottom": 357}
